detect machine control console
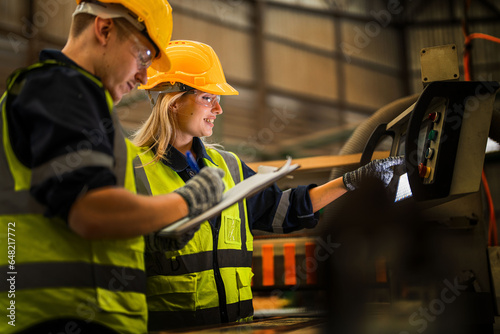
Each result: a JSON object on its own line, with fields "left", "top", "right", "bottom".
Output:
{"left": 361, "top": 81, "right": 499, "bottom": 203}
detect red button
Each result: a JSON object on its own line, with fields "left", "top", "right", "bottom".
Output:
{"left": 428, "top": 112, "right": 440, "bottom": 122}
{"left": 418, "top": 163, "right": 431, "bottom": 178}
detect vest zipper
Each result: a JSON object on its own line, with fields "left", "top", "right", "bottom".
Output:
{"left": 212, "top": 216, "right": 229, "bottom": 323}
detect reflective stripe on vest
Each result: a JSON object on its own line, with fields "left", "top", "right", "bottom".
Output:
{"left": 134, "top": 148, "right": 254, "bottom": 327}
{"left": 148, "top": 299, "right": 254, "bottom": 329}
{"left": 0, "top": 262, "right": 145, "bottom": 292}
{"left": 0, "top": 61, "right": 146, "bottom": 334}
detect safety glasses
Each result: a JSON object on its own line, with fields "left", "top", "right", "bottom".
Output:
{"left": 185, "top": 90, "right": 221, "bottom": 108}
{"left": 115, "top": 19, "right": 154, "bottom": 70}
{"left": 130, "top": 37, "right": 154, "bottom": 70}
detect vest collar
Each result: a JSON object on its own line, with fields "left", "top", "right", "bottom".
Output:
{"left": 40, "top": 49, "right": 76, "bottom": 66}
{"left": 40, "top": 49, "right": 103, "bottom": 83}
{"left": 162, "top": 137, "right": 217, "bottom": 173}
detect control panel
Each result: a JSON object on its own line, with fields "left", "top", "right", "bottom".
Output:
{"left": 361, "top": 81, "right": 499, "bottom": 203}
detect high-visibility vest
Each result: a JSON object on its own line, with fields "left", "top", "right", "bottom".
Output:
{"left": 0, "top": 60, "right": 147, "bottom": 334}
{"left": 134, "top": 148, "right": 254, "bottom": 329}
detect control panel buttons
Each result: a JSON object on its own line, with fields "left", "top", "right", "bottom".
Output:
{"left": 418, "top": 163, "right": 431, "bottom": 178}
{"left": 428, "top": 130, "right": 438, "bottom": 141}
{"left": 428, "top": 112, "right": 440, "bottom": 123}
{"left": 425, "top": 148, "right": 435, "bottom": 159}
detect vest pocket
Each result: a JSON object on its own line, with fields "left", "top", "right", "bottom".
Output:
{"left": 96, "top": 287, "right": 146, "bottom": 315}
{"left": 236, "top": 268, "right": 254, "bottom": 301}
{"left": 146, "top": 274, "right": 197, "bottom": 311}
{"left": 91, "top": 243, "right": 146, "bottom": 315}
{"left": 224, "top": 215, "right": 241, "bottom": 245}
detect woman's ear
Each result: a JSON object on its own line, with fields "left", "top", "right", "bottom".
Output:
{"left": 170, "top": 99, "right": 180, "bottom": 113}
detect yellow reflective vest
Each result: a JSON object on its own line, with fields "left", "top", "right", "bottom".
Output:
{"left": 0, "top": 61, "right": 147, "bottom": 334}
{"left": 134, "top": 148, "right": 254, "bottom": 330}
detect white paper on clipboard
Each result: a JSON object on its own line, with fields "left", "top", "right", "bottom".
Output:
{"left": 158, "top": 157, "right": 299, "bottom": 238}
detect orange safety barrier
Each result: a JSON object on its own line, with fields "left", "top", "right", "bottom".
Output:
{"left": 375, "top": 256, "right": 388, "bottom": 283}
{"left": 305, "top": 242, "right": 317, "bottom": 285}
{"left": 284, "top": 243, "right": 296, "bottom": 286}
{"left": 262, "top": 244, "right": 274, "bottom": 286}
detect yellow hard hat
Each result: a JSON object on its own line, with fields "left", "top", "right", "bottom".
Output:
{"left": 140, "top": 40, "right": 238, "bottom": 96}
{"left": 75, "top": 0, "right": 172, "bottom": 72}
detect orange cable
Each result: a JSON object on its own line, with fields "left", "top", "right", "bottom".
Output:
{"left": 462, "top": 29, "right": 499, "bottom": 246}
{"left": 462, "top": 33, "right": 500, "bottom": 81}
{"left": 464, "top": 33, "right": 500, "bottom": 45}
{"left": 463, "top": 51, "right": 471, "bottom": 81}
{"left": 482, "top": 171, "right": 498, "bottom": 246}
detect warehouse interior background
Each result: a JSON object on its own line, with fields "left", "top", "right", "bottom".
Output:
{"left": 1, "top": 0, "right": 499, "bottom": 161}
{"left": 1, "top": 0, "right": 500, "bottom": 332}
{"left": 2, "top": 0, "right": 499, "bottom": 226}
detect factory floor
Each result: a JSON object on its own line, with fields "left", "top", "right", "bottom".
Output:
{"left": 150, "top": 309, "right": 500, "bottom": 334}
{"left": 150, "top": 315, "right": 325, "bottom": 334}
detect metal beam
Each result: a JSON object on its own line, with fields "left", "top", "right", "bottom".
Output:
{"left": 334, "top": 8, "right": 346, "bottom": 127}
{"left": 26, "top": 0, "right": 38, "bottom": 65}
{"left": 252, "top": 0, "right": 268, "bottom": 135}
{"left": 263, "top": 123, "right": 358, "bottom": 157}
{"left": 477, "top": 0, "right": 500, "bottom": 18}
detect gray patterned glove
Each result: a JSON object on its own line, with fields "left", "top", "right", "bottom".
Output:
{"left": 145, "top": 224, "right": 200, "bottom": 252}
{"left": 174, "top": 167, "right": 225, "bottom": 217}
{"left": 343, "top": 156, "right": 405, "bottom": 191}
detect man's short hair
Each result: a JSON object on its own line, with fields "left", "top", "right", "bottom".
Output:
{"left": 70, "top": 12, "right": 95, "bottom": 38}
{"left": 70, "top": 14, "right": 134, "bottom": 41}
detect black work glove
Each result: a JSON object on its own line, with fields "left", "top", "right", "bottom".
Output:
{"left": 174, "top": 167, "right": 225, "bottom": 217}
{"left": 343, "top": 156, "right": 405, "bottom": 191}
{"left": 145, "top": 224, "right": 200, "bottom": 252}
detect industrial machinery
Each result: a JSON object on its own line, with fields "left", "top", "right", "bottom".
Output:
{"left": 321, "top": 45, "right": 500, "bottom": 334}
{"left": 248, "top": 45, "right": 500, "bottom": 334}
{"left": 164, "top": 45, "right": 500, "bottom": 334}
{"left": 344, "top": 79, "right": 500, "bottom": 334}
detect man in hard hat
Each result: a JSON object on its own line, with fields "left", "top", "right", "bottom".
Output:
{"left": 0, "top": 1, "right": 225, "bottom": 333}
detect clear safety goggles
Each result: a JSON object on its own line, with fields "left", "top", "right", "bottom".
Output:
{"left": 145, "top": 83, "right": 221, "bottom": 107}
{"left": 74, "top": 0, "right": 158, "bottom": 62}
{"left": 114, "top": 19, "right": 154, "bottom": 70}
{"left": 184, "top": 90, "right": 221, "bottom": 108}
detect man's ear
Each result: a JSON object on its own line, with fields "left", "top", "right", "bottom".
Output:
{"left": 94, "top": 17, "right": 114, "bottom": 46}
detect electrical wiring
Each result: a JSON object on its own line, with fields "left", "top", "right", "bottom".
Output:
{"left": 463, "top": 33, "right": 500, "bottom": 81}
{"left": 462, "top": 1, "right": 500, "bottom": 246}
{"left": 464, "top": 32, "right": 500, "bottom": 45}
{"left": 483, "top": 171, "right": 498, "bottom": 246}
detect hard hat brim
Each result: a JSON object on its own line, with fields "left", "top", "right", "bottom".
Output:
{"left": 150, "top": 54, "right": 171, "bottom": 73}
{"left": 77, "top": 0, "right": 173, "bottom": 73}
{"left": 199, "top": 83, "right": 239, "bottom": 96}
{"left": 140, "top": 79, "right": 239, "bottom": 96}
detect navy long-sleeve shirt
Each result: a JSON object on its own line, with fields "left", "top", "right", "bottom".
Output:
{"left": 162, "top": 138, "right": 319, "bottom": 234}
{"left": 6, "top": 50, "right": 117, "bottom": 221}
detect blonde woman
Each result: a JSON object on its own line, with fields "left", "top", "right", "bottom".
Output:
{"left": 133, "top": 40, "right": 404, "bottom": 330}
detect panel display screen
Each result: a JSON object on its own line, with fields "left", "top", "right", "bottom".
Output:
{"left": 392, "top": 118, "right": 432, "bottom": 203}
{"left": 394, "top": 172, "right": 413, "bottom": 202}
{"left": 417, "top": 121, "right": 431, "bottom": 164}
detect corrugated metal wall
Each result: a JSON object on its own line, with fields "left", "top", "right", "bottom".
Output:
{"left": 1, "top": 0, "right": 499, "bottom": 162}
{"left": 0, "top": 1, "right": 74, "bottom": 82}
{"left": 405, "top": 0, "right": 500, "bottom": 93}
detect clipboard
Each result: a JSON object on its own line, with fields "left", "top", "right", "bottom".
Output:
{"left": 158, "top": 157, "right": 300, "bottom": 237}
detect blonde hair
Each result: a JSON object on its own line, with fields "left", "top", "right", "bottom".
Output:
{"left": 132, "top": 91, "right": 222, "bottom": 165}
